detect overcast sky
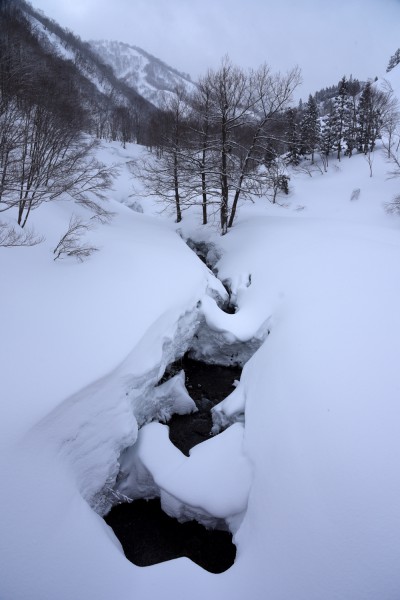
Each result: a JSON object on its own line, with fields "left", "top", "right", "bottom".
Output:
{"left": 30, "top": 0, "right": 400, "bottom": 99}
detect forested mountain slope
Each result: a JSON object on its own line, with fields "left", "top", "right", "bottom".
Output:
{"left": 89, "top": 39, "right": 196, "bottom": 108}
{"left": 0, "top": 0, "right": 158, "bottom": 144}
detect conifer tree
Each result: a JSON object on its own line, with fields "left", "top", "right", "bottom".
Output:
{"left": 300, "top": 94, "right": 320, "bottom": 163}
{"left": 356, "top": 82, "right": 382, "bottom": 154}
{"left": 330, "top": 76, "right": 353, "bottom": 161}
{"left": 343, "top": 78, "right": 360, "bottom": 157}
{"left": 320, "top": 108, "right": 335, "bottom": 168}
{"left": 285, "top": 107, "right": 301, "bottom": 165}
{"left": 387, "top": 49, "right": 400, "bottom": 73}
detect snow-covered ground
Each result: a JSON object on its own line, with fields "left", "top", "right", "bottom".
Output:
{"left": 2, "top": 100, "right": 400, "bottom": 599}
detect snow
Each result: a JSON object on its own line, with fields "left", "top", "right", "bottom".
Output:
{"left": 214, "top": 196, "right": 400, "bottom": 598}
{"left": 2, "top": 108, "right": 400, "bottom": 599}
{"left": 117, "top": 421, "right": 251, "bottom": 529}
{"left": 89, "top": 40, "right": 196, "bottom": 108}
{"left": 28, "top": 16, "right": 129, "bottom": 102}
{"left": 189, "top": 294, "right": 270, "bottom": 366}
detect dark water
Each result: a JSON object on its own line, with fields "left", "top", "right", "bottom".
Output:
{"left": 104, "top": 356, "right": 241, "bottom": 573}
{"left": 167, "top": 356, "right": 242, "bottom": 456}
{"left": 104, "top": 499, "right": 236, "bottom": 573}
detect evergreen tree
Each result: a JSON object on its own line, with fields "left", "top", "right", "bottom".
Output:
{"left": 300, "top": 94, "right": 320, "bottom": 163}
{"left": 343, "top": 103, "right": 357, "bottom": 157}
{"left": 343, "top": 78, "right": 361, "bottom": 157}
{"left": 320, "top": 108, "right": 335, "bottom": 167}
{"left": 285, "top": 107, "right": 301, "bottom": 165}
{"left": 387, "top": 49, "right": 400, "bottom": 73}
{"left": 356, "top": 82, "right": 382, "bottom": 154}
{"left": 330, "top": 76, "right": 353, "bottom": 161}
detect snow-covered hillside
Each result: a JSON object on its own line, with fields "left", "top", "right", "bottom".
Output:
{"left": 89, "top": 40, "right": 196, "bottom": 107}
{"left": 21, "top": 4, "right": 155, "bottom": 123}
{"left": 2, "top": 62, "right": 400, "bottom": 600}
{"left": 31, "top": 16, "right": 114, "bottom": 98}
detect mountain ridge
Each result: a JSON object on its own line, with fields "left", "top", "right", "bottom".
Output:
{"left": 89, "top": 39, "right": 197, "bottom": 108}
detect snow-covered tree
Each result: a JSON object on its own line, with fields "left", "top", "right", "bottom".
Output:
{"left": 342, "top": 78, "right": 361, "bottom": 157}
{"left": 387, "top": 49, "right": 400, "bottom": 73}
{"left": 319, "top": 108, "right": 335, "bottom": 168}
{"left": 300, "top": 94, "right": 320, "bottom": 163}
{"left": 356, "top": 82, "right": 382, "bottom": 154}
{"left": 285, "top": 107, "right": 301, "bottom": 165}
{"left": 330, "top": 76, "right": 353, "bottom": 161}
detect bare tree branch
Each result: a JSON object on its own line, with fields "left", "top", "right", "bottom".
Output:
{"left": 0, "top": 221, "right": 44, "bottom": 247}
{"left": 53, "top": 214, "right": 98, "bottom": 262}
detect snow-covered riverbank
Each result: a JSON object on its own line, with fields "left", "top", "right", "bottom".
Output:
{"left": 2, "top": 139, "right": 400, "bottom": 600}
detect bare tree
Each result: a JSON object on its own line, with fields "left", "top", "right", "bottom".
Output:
{"left": 384, "top": 194, "right": 400, "bottom": 215}
{"left": 385, "top": 132, "right": 400, "bottom": 180}
{"left": 132, "top": 86, "right": 194, "bottom": 222}
{"left": 384, "top": 130, "right": 400, "bottom": 214}
{"left": 227, "top": 63, "right": 301, "bottom": 227}
{"left": 379, "top": 80, "right": 400, "bottom": 159}
{"left": 189, "top": 78, "right": 216, "bottom": 225}
{"left": 53, "top": 214, "right": 98, "bottom": 261}
{"left": 365, "top": 150, "right": 374, "bottom": 177}
{"left": 133, "top": 58, "right": 300, "bottom": 233}
{"left": 0, "top": 101, "right": 116, "bottom": 227}
{"left": 191, "top": 58, "right": 300, "bottom": 232}
{"left": 0, "top": 98, "right": 24, "bottom": 205}
{"left": 0, "top": 220, "right": 44, "bottom": 247}
{"left": 264, "top": 158, "right": 290, "bottom": 204}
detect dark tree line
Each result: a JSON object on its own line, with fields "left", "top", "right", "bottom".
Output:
{"left": 284, "top": 75, "right": 397, "bottom": 169}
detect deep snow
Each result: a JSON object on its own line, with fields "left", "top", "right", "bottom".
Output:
{"left": 2, "top": 69, "right": 400, "bottom": 600}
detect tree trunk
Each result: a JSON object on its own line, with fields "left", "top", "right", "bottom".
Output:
{"left": 201, "top": 168, "right": 207, "bottom": 225}
{"left": 173, "top": 153, "right": 182, "bottom": 223}
{"left": 220, "top": 114, "right": 229, "bottom": 234}
{"left": 228, "top": 123, "right": 262, "bottom": 229}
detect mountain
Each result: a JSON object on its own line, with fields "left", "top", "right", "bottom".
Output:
{"left": 2, "top": 0, "right": 198, "bottom": 141}
{"left": 0, "top": 0, "right": 159, "bottom": 145}
{"left": 89, "top": 40, "right": 197, "bottom": 107}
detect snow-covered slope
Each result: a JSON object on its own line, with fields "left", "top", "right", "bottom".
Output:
{"left": 32, "top": 17, "right": 114, "bottom": 98}
{"left": 22, "top": 5, "right": 155, "bottom": 118}
{"left": 211, "top": 151, "right": 400, "bottom": 599}
{"left": 378, "top": 55, "right": 400, "bottom": 97}
{"left": 89, "top": 40, "right": 197, "bottom": 107}
{"left": 2, "top": 115, "right": 400, "bottom": 598}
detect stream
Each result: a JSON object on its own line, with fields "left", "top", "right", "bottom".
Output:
{"left": 104, "top": 355, "right": 241, "bottom": 573}
{"left": 165, "top": 355, "right": 241, "bottom": 456}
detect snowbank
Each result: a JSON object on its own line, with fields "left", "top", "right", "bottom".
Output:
{"left": 117, "top": 421, "right": 251, "bottom": 530}
{"left": 2, "top": 138, "right": 400, "bottom": 600}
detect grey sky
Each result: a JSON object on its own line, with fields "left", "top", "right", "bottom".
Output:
{"left": 30, "top": 0, "right": 400, "bottom": 99}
